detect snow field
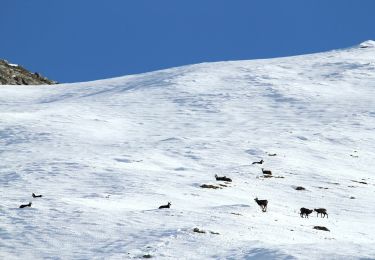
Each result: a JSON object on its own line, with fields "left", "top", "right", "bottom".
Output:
{"left": 1, "top": 41, "right": 375, "bottom": 259}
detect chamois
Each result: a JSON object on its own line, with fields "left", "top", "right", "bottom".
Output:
{"left": 252, "top": 159, "right": 264, "bottom": 165}
{"left": 215, "top": 174, "right": 232, "bottom": 182}
{"left": 19, "top": 202, "right": 32, "bottom": 209}
{"left": 261, "top": 168, "right": 272, "bottom": 175}
{"left": 32, "top": 193, "right": 42, "bottom": 198}
{"left": 159, "top": 202, "right": 171, "bottom": 209}
{"left": 314, "top": 208, "right": 328, "bottom": 218}
{"left": 254, "top": 198, "right": 268, "bottom": 212}
{"left": 300, "top": 207, "right": 313, "bottom": 218}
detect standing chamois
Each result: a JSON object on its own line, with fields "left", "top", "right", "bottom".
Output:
{"left": 159, "top": 202, "right": 171, "bottom": 209}
{"left": 300, "top": 207, "right": 313, "bottom": 218}
{"left": 32, "top": 193, "right": 42, "bottom": 198}
{"left": 215, "top": 174, "right": 232, "bottom": 182}
{"left": 252, "top": 159, "right": 264, "bottom": 165}
{"left": 19, "top": 202, "right": 32, "bottom": 209}
{"left": 254, "top": 198, "right": 268, "bottom": 212}
{"left": 314, "top": 208, "right": 328, "bottom": 218}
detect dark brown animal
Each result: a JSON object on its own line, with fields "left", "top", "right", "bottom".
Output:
{"left": 19, "top": 202, "right": 32, "bottom": 209}
{"left": 32, "top": 193, "right": 42, "bottom": 198}
{"left": 314, "top": 208, "right": 328, "bottom": 218}
{"left": 254, "top": 198, "right": 268, "bottom": 212}
{"left": 215, "top": 174, "right": 232, "bottom": 182}
{"left": 300, "top": 207, "right": 313, "bottom": 218}
{"left": 261, "top": 168, "right": 272, "bottom": 175}
{"left": 159, "top": 202, "right": 171, "bottom": 209}
{"left": 252, "top": 159, "right": 264, "bottom": 165}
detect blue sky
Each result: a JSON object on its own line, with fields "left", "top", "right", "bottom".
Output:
{"left": 1, "top": 1, "right": 375, "bottom": 83}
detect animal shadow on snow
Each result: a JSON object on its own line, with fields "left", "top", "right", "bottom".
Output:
{"left": 91, "top": 228, "right": 178, "bottom": 256}
{"left": 224, "top": 247, "right": 296, "bottom": 260}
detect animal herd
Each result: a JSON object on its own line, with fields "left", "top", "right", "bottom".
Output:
{"left": 18, "top": 193, "right": 42, "bottom": 208}
{"left": 18, "top": 158, "right": 329, "bottom": 224}
{"left": 158, "top": 158, "right": 329, "bottom": 222}
{"left": 300, "top": 208, "right": 328, "bottom": 218}
{"left": 250, "top": 159, "right": 329, "bottom": 219}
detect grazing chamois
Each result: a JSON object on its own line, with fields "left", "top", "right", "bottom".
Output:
{"left": 261, "top": 168, "right": 272, "bottom": 175}
{"left": 252, "top": 159, "right": 264, "bottom": 165}
{"left": 159, "top": 202, "right": 171, "bottom": 209}
{"left": 215, "top": 174, "right": 232, "bottom": 182}
{"left": 32, "top": 193, "right": 42, "bottom": 198}
{"left": 19, "top": 202, "right": 32, "bottom": 209}
{"left": 254, "top": 198, "right": 268, "bottom": 212}
{"left": 300, "top": 207, "right": 313, "bottom": 218}
{"left": 314, "top": 208, "right": 328, "bottom": 218}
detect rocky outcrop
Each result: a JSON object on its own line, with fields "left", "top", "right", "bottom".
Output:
{"left": 0, "top": 59, "right": 57, "bottom": 85}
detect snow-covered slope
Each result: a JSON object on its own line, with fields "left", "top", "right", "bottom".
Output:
{"left": 1, "top": 42, "right": 375, "bottom": 259}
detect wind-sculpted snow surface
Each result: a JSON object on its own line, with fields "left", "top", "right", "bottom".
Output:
{"left": 1, "top": 42, "right": 375, "bottom": 259}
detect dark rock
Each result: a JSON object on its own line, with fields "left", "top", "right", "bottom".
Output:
{"left": 0, "top": 59, "right": 57, "bottom": 85}
{"left": 295, "top": 186, "right": 306, "bottom": 190}
{"left": 261, "top": 175, "right": 284, "bottom": 179}
{"left": 313, "top": 226, "right": 330, "bottom": 232}
{"left": 200, "top": 184, "right": 221, "bottom": 189}
{"left": 193, "top": 227, "right": 219, "bottom": 235}
{"left": 352, "top": 180, "right": 367, "bottom": 185}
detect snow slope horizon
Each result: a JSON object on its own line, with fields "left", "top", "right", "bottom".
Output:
{"left": 1, "top": 41, "right": 375, "bottom": 259}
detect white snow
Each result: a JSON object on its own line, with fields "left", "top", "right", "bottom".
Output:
{"left": 359, "top": 40, "right": 375, "bottom": 48}
{"left": 1, "top": 41, "right": 375, "bottom": 259}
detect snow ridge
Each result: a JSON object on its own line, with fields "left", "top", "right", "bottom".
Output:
{"left": 359, "top": 40, "right": 375, "bottom": 48}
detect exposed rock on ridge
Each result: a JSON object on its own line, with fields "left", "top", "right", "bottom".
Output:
{"left": 0, "top": 59, "right": 57, "bottom": 85}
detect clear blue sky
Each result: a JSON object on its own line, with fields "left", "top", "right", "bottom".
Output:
{"left": 1, "top": 1, "right": 375, "bottom": 83}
